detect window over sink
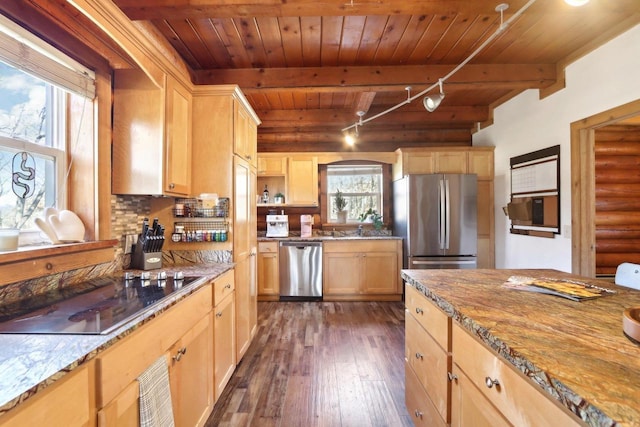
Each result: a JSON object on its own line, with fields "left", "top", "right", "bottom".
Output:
{"left": 326, "top": 163, "right": 384, "bottom": 223}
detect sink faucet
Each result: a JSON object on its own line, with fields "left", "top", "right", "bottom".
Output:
{"left": 357, "top": 225, "right": 363, "bottom": 236}
{"left": 332, "top": 228, "right": 336, "bottom": 237}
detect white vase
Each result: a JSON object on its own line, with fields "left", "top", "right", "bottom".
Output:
{"left": 336, "top": 210, "right": 347, "bottom": 223}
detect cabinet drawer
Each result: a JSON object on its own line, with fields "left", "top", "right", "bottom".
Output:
{"left": 405, "top": 361, "right": 447, "bottom": 427}
{"left": 323, "top": 239, "right": 398, "bottom": 253}
{"left": 213, "top": 269, "right": 235, "bottom": 306}
{"left": 405, "top": 285, "right": 451, "bottom": 351}
{"left": 452, "top": 322, "right": 584, "bottom": 427}
{"left": 405, "top": 311, "right": 450, "bottom": 422}
{"left": 258, "top": 241, "right": 278, "bottom": 253}
{"left": 96, "top": 284, "right": 212, "bottom": 407}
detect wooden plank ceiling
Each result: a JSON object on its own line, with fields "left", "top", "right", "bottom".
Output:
{"left": 7, "top": 0, "right": 640, "bottom": 152}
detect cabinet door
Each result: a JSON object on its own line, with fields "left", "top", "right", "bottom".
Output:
{"left": 235, "top": 255, "right": 252, "bottom": 362}
{"left": 169, "top": 314, "right": 213, "bottom": 427}
{"left": 477, "top": 180, "right": 494, "bottom": 268}
{"left": 97, "top": 380, "right": 139, "bottom": 427}
{"left": 287, "top": 156, "right": 318, "bottom": 205}
{"left": 450, "top": 364, "right": 510, "bottom": 427}
{"left": 214, "top": 292, "right": 236, "bottom": 400}
{"left": 258, "top": 251, "right": 279, "bottom": 296}
{"left": 258, "top": 156, "right": 287, "bottom": 176}
{"left": 323, "top": 252, "right": 361, "bottom": 295}
{"left": 361, "top": 252, "right": 398, "bottom": 294}
{"left": 405, "top": 152, "right": 435, "bottom": 175}
{"left": 435, "top": 151, "right": 468, "bottom": 173}
{"left": 164, "top": 76, "right": 192, "bottom": 196}
{"left": 2, "top": 365, "right": 92, "bottom": 427}
{"left": 234, "top": 157, "right": 251, "bottom": 260}
{"left": 234, "top": 100, "right": 257, "bottom": 168}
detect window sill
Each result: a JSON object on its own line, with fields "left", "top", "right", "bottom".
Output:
{"left": 0, "top": 240, "right": 118, "bottom": 287}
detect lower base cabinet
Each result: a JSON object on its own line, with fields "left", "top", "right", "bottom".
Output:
{"left": 0, "top": 364, "right": 93, "bottom": 427}
{"left": 96, "top": 284, "right": 214, "bottom": 427}
{"left": 213, "top": 270, "right": 236, "bottom": 400}
{"left": 405, "top": 284, "right": 585, "bottom": 427}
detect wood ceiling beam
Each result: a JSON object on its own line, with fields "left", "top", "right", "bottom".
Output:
{"left": 257, "top": 106, "right": 488, "bottom": 126}
{"left": 257, "top": 128, "right": 472, "bottom": 144}
{"left": 113, "top": 0, "right": 640, "bottom": 20}
{"left": 194, "top": 64, "right": 556, "bottom": 92}
{"left": 353, "top": 92, "right": 376, "bottom": 116}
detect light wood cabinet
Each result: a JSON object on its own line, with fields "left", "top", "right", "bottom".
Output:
{"left": 96, "top": 284, "right": 213, "bottom": 427}
{"left": 213, "top": 270, "right": 236, "bottom": 401}
{"left": 452, "top": 322, "right": 584, "bottom": 427}
{"left": 112, "top": 70, "right": 191, "bottom": 196}
{"left": 257, "top": 156, "right": 287, "bottom": 176}
{"left": 405, "top": 360, "right": 447, "bottom": 427}
{"left": 191, "top": 85, "right": 259, "bottom": 365}
{"left": 394, "top": 147, "right": 495, "bottom": 268}
{"left": 0, "top": 364, "right": 94, "bottom": 427}
{"left": 258, "top": 241, "right": 279, "bottom": 299}
{"left": 323, "top": 240, "right": 402, "bottom": 300}
{"left": 287, "top": 156, "right": 318, "bottom": 205}
{"left": 405, "top": 284, "right": 585, "bottom": 427}
{"left": 168, "top": 314, "right": 213, "bottom": 427}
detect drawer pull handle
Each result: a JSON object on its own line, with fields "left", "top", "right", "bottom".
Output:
{"left": 224, "top": 284, "right": 232, "bottom": 289}
{"left": 485, "top": 376, "right": 500, "bottom": 388}
{"left": 415, "top": 307, "right": 424, "bottom": 315}
{"left": 415, "top": 352, "right": 424, "bottom": 360}
{"left": 173, "top": 347, "right": 187, "bottom": 362}
{"left": 414, "top": 409, "right": 423, "bottom": 419}
{"left": 216, "top": 311, "right": 223, "bottom": 318}
{"left": 447, "top": 372, "right": 458, "bottom": 381}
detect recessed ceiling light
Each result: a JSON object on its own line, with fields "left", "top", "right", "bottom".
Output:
{"left": 564, "top": 0, "right": 589, "bottom": 6}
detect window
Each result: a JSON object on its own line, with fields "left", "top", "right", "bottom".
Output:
{"left": 0, "top": 14, "right": 95, "bottom": 241}
{"left": 0, "top": 62, "right": 66, "bottom": 232}
{"left": 326, "top": 164, "right": 383, "bottom": 222}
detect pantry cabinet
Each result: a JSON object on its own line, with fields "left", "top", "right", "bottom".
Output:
{"left": 258, "top": 241, "right": 279, "bottom": 299}
{"left": 112, "top": 69, "right": 191, "bottom": 196}
{"left": 394, "top": 147, "right": 495, "bottom": 268}
{"left": 323, "top": 239, "right": 402, "bottom": 300}
{"left": 191, "top": 85, "right": 260, "bottom": 364}
{"left": 405, "top": 284, "right": 585, "bottom": 427}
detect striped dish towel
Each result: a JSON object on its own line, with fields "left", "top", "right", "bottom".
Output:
{"left": 138, "top": 356, "right": 175, "bottom": 427}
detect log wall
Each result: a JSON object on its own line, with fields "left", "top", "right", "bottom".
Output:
{"left": 594, "top": 125, "right": 640, "bottom": 276}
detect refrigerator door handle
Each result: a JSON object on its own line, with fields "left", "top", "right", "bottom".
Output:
{"left": 444, "top": 178, "right": 451, "bottom": 250}
{"left": 439, "top": 178, "right": 446, "bottom": 249}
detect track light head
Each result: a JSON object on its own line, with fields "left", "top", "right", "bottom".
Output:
{"left": 423, "top": 93, "right": 444, "bottom": 112}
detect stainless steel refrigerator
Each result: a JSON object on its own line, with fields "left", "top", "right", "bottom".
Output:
{"left": 393, "top": 174, "right": 477, "bottom": 269}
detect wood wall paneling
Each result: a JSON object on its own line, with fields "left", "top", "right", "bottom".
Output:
{"left": 594, "top": 125, "right": 640, "bottom": 275}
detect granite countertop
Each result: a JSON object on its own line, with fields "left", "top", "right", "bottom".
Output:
{"left": 402, "top": 269, "right": 640, "bottom": 427}
{"left": 0, "top": 263, "right": 232, "bottom": 415}
{"left": 258, "top": 235, "right": 402, "bottom": 241}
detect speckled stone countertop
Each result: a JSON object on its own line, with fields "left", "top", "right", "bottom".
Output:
{"left": 0, "top": 263, "right": 232, "bottom": 415}
{"left": 402, "top": 269, "right": 640, "bottom": 427}
{"left": 258, "top": 235, "right": 402, "bottom": 241}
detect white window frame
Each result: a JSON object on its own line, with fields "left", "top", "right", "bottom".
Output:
{"left": 326, "top": 164, "right": 384, "bottom": 223}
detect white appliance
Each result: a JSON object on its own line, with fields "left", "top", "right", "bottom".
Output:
{"left": 300, "top": 215, "right": 313, "bottom": 238}
{"left": 266, "top": 215, "right": 289, "bottom": 237}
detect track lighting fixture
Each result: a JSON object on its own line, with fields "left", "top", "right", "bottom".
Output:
{"left": 340, "top": 0, "right": 539, "bottom": 135}
{"left": 423, "top": 79, "right": 445, "bottom": 112}
{"left": 344, "top": 111, "right": 366, "bottom": 145}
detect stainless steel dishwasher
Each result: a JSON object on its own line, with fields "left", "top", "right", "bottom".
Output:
{"left": 279, "top": 241, "right": 323, "bottom": 300}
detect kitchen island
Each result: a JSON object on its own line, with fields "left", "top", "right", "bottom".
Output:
{"left": 403, "top": 269, "right": 640, "bottom": 427}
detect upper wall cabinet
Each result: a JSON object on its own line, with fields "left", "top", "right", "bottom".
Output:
{"left": 112, "top": 70, "right": 192, "bottom": 196}
{"left": 256, "top": 154, "right": 318, "bottom": 206}
{"left": 393, "top": 147, "right": 494, "bottom": 181}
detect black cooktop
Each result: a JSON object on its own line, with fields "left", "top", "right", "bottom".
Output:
{"left": 0, "top": 273, "right": 201, "bottom": 335}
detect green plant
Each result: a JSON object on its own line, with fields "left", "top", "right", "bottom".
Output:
{"left": 333, "top": 189, "right": 347, "bottom": 213}
{"left": 274, "top": 192, "right": 284, "bottom": 198}
{"left": 359, "top": 208, "right": 383, "bottom": 230}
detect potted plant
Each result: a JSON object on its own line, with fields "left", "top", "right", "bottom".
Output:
{"left": 359, "top": 208, "right": 383, "bottom": 230}
{"left": 274, "top": 192, "right": 285, "bottom": 204}
{"left": 334, "top": 189, "right": 348, "bottom": 223}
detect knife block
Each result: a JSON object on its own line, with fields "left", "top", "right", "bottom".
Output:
{"left": 131, "top": 243, "right": 162, "bottom": 270}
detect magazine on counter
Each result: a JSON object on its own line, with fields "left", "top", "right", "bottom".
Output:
{"left": 503, "top": 276, "right": 616, "bottom": 301}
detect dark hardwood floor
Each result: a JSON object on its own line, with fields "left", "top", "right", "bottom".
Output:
{"left": 206, "top": 301, "right": 411, "bottom": 427}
